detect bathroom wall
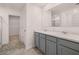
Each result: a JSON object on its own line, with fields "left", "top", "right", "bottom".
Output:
{"left": 0, "top": 6, "right": 21, "bottom": 44}
{"left": 41, "top": 9, "right": 52, "bottom": 28}
{"left": 19, "top": 5, "right": 26, "bottom": 43}
{"left": 25, "top": 4, "right": 42, "bottom": 49}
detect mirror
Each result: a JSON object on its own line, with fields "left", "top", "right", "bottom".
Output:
{"left": 52, "top": 14, "right": 61, "bottom": 27}
{"left": 51, "top": 3, "right": 79, "bottom": 27}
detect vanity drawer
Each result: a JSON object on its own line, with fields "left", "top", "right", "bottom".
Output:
{"left": 46, "top": 35, "right": 56, "bottom": 42}
{"left": 58, "top": 38, "right": 79, "bottom": 51}
{"left": 40, "top": 33, "right": 45, "bottom": 39}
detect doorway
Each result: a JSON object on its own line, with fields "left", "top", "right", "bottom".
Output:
{"left": 9, "top": 15, "right": 23, "bottom": 49}
{"left": 9, "top": 15, "right": 20, "bottom": 39}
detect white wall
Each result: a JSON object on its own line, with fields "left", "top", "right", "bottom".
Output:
{"left": 0, "top": 6, "right": 21, "bottom": 44}
{"left": 42, "top": 9, "right": 52, "bottom": 28}
{"left": 25, "top": 4, "right": 42, "bottom": 49}
{"left": 19, "top": 6, "right": 26, "bottom": 43}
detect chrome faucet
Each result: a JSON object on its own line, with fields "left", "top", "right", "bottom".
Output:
{"left": 62, "top": 31, "right": 67, "bottom": 34}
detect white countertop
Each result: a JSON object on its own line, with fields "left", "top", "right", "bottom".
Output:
{"left": 35, "top": 30, "right": 79, "bottom": 43}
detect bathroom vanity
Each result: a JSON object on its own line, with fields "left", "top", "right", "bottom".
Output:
{"left": 34, "top": 31, "right": 79, "bottom": 55}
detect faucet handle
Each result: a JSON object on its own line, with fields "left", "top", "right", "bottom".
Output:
{"left": 62, "top": 31, "right": 67, "bottom": 34}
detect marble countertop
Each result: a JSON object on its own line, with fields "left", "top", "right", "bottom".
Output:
{"left": 35, "top": 30, "right": 79, "bottom": 43}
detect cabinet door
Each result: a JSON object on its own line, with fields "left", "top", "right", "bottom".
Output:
{"left": 58, "top": 45, "right": 79, "bottom": 55}
{"left": 46, "top": 40, "right": 56, "bottom": 55}
{"left": 40, "top": 33, "right": 45, "bottom": 39}
{"left": 35, "top": 36, "right": 39, "bottom": 48}
{"left": 40, "top": 38, "right": 45, "bottom": 53}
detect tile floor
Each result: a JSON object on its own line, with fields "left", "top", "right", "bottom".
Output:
{"left": 0, "top": 35, "right": 42, "bottom": 55}
{"left": 0, "top": 48, "right": 42, "bottom": 55}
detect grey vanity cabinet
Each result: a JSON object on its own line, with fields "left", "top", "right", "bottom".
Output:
{"left": 35, "top": 32, "right": 46, "bottom": 54}
{"left": 46, "top": 40, "right": 56, "bottom": 55}
{"left": 39, "top": 38, "right": 45, "bottom": 53}
{"left": 58, "top": 45, "right": 79, "bottom": 55}
{"left": 35, "top": 32, "right": 79, "bottom": 55}
{"left": 35, "top": 32, "right": 40, "bottom": 48}
{"left": 35, "top": 36, "right": 40, "bottom": 48}
{"left": 39, "top": 33, "right": 46, "bottom": 54}
{"left": 46, "top": 35, "right": 57, "bottom": 55}
{"left": 58, "top": 38, "right": 79, "bottom": 55}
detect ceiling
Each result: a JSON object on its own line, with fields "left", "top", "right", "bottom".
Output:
{"left": 0, "top": 3, "right": 25, "bottom": 10}
{"left": 0, "top": 3, "right": 48, "bottom": 8}
{"left": 51, "top": 3, "right": 79, "bottom": 14}
{"left": 31, "top": 3, "right": 47, "bottom": 8}
{"left": 0, "top": 3, "right": 25, "bottom": 7}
